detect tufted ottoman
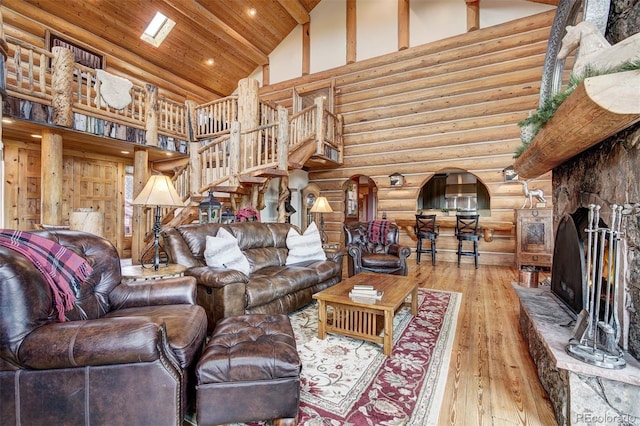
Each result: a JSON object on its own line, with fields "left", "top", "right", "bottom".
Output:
{"left": 196, "top": 314, "right": 301, "bottom": 426}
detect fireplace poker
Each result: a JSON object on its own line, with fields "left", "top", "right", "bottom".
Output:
{"left": 588, "top": 205, "right": 601, "bottom": 340}
{"left": 593, "top": 216, "right": 608, "bottom": 350}
{"left": 603, "top": 205, "right": 617, "bottom": 323}
{"left": 612, "top": 204, "right": 623, "bottom": 345}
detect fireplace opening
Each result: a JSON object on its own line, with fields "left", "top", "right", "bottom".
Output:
{"left": 551, "top": 207, "right": 612, "bottom": 319}
{"left": 551, "top": 208, "right": 590, "bottom": 316}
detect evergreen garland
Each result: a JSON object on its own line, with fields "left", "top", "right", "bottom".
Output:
{"left": 514, "top": 59, "right": 640, "bottom": 158}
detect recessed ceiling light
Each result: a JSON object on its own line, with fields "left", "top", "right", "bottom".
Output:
{"left": 2, "top": 118, "right": 13, "bottom": 124}
{"left": 121, "top": 150, "right": 130, "bottom": 155}
{"left": 248, "top": 8, "right": 257, "bottom": 17}
{"left": 31, "top": 134, "right": 42, "bottom": 139}
{"left": 206, "top": 58, "right": 215, "bottom": 66}
{"left": 141, "top": 11, "right": 175, "bottom": 47}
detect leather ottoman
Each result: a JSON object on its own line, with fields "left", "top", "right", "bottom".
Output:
{"left": 196, "top": 314, "right": 301, "bottom": 426}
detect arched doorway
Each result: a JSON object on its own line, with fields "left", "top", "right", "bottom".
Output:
{"left": 418, "top": 169, "right": 490, "bottom": 214}
{"left": 345, "top": 175, "right": 377, "bottom": 223}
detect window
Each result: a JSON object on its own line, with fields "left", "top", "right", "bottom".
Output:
{"left": 141, "top": 12, "right": 175, "bottom": 47}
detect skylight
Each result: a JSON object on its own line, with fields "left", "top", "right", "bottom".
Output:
{"left": 141, "top": 12, "right": 175, "bottom": 47}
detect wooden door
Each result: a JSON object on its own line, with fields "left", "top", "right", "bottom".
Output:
{"left": 67, "top": 158, "right": 124, "bottom": 252}
{"left": 18, "top": 148, "right": 42, "bottom": 230}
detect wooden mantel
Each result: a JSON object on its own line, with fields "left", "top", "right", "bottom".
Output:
{"left": 513, "top": 70, "right": 640, "bottom": 179}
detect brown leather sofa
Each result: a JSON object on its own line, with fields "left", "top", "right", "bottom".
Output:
{"left": 162, "top": 222, "right": 343, "bottom": 331}
{"left": 344, "top": 221, "right": 412, "bottom": 277}
{"left": 0, "top": 230, "right": 207, "bottom": 426}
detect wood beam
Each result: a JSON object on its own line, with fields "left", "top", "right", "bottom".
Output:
{"left": 346, "top": 0, "right": 356, "bottom": 64}
{"left": 302, "top": 22, "right": 310, "bottom": 75}
{"left": 162, "top": 0, "right": 268, "bottom": 65}
{"left": 466, "top": 0, "right": 480, "bottom": 32}
{"left": 277, "top": 0, "right": 310, "bottom": 24}
{"left": 398, "top": 0, "right": 409, "bottom": 50}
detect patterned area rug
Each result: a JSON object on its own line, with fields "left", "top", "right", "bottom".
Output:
{"left": 188, "top": 288, "right": 461, "bottom": 426}
{"left": 291, "top": 288, "right": 461, "bottom": 425}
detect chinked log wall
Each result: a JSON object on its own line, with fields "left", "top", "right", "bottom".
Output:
{"left": 260, "top": 10, "right": 556, "bottom": 266}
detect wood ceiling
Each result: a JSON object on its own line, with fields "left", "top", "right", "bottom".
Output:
{"left": 3, "top": 0, "right": 321, "bottom": 99}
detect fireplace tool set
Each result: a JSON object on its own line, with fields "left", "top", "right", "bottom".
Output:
{"left": 566, "top": 203, "right": 626, "bottom": 369}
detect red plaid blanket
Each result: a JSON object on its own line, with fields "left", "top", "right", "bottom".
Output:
{"left": 0, "top": 229, "right": 92, "bottom": 321}
{"left": 367, "top": 220, "right": 390, "bottom": 245}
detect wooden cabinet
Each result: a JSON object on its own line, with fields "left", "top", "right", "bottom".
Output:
{"left": 516, "top": 208, "right": 553, "bottom": 270}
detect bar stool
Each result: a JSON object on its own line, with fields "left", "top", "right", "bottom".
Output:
{"left": 415, "top": 214, "right": 439, "bottom": 265}
{"left": 455, "top": 214, "right": 480, "bottom": 269}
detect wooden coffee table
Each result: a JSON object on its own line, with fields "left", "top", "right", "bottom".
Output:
{"left": 312, "top": 272, "right": 419, "bottom": 356}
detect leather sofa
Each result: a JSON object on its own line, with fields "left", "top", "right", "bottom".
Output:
{"left": 162, "top": 222, "right": 343, "bottom": 331}
{"left": 0, "top": 230, "right": 207, "bottom": 426}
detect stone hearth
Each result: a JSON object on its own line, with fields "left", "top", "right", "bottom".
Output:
{"left": 516, "top": 284, "right": 640, "bottom": 425}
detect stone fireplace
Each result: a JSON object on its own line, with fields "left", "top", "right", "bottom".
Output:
{"left": 512, "top": 3, "right": 640, "bottom": 424}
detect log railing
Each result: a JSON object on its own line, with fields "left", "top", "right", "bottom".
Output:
{"left": 197, "top": 132, "right": 236, "bottom": 193}
{"left": 5, "top": 36, "right": 52, "bottom": 101}
{"left": 194, "top": 96, "right": 238, "bottom": 138}
{"left": 240, "top": 123, "right": 281, "bottom": 174}
{"left": 158, "top": 97, "right": 188, "bottom": 138}
{"left": 289, "top": 104, "right": 317, "bottom": 150}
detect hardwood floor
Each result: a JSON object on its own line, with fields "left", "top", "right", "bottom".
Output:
{"left": 407, "top": 260, "right": 557, "bottom": 425}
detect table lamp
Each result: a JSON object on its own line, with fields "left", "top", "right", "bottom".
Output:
{"left": 310, "top": 196, "right": 333, "bottom": 243}
{"left": 132, "top": 174, "right": 184, "bottom": 270}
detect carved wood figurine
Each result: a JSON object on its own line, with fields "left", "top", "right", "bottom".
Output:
{"left": 557, "top": 21, "right": 640, "bottom": 77}
{"left": 519, "top": 180, "right": 546, "bottom": 209}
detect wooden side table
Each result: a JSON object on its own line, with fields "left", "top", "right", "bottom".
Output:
{"left": 121, "top": 264, "right": 187, "bottom": 283}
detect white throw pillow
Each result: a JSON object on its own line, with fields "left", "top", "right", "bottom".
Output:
{"left": 204, "top": 228, "right": 251, "bottom": 275}
{"left": 286, "top": 222, "right": 326, "bottom": 265}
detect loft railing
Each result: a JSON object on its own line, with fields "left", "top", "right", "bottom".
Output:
{"left": 194, "top": 96, "right": 238, "bottom": 139}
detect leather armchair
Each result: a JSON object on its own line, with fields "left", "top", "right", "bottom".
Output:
{"left": 0, "top": 230, "right": 207, "bottom": 426}
{"left": 344, "top": 221, "right": 411, "bottom": 277}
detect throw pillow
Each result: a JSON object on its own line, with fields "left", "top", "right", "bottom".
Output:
{"left": 285, "top": 222, "right": 326, "bottom": 265}
{"left": 204, "top": 228, "right": 251, "bottom": 275}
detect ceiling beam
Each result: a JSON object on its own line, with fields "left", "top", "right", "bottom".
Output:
{"left": 277, "top": 0, "right": 310, "bottom": 25}
{"left": 162, "top": 0, "right": 269, "bottom": 65}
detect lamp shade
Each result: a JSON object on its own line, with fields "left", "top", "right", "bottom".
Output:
{"left": 132, "top": 175, "right": 184, "bottom": 207}
{"left": 310, "top": 196, "right": 333, "bottom": 213}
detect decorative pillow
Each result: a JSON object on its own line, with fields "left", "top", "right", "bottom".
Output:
{"left": 285, "top": 222, "right": 326, "bottom": 265}
{"left": 204, "top": 228, "right": 251, "bottom": 275}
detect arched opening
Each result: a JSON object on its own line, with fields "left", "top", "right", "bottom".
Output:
{"left": 344, "top": 175, "right": 377, "bottom": 223}
{"left": 417, "top": 169, "right": 490, "bottom": 215}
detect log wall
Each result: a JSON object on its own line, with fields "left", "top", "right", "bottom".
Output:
{"left": 260, "top": 11, "right": 556, "bottom": 266}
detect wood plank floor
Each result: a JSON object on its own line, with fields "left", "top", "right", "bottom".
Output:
{"left": 407, "top": 260, "right": 557, "bottom": 425}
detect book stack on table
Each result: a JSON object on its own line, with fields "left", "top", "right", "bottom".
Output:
{"left": 349, "top": 284, "right": 384, "bottom": 302}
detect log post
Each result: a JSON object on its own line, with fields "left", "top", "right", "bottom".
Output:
{"left": 186, "top": 100, "right": 200, "bottom": 197}
{"left": 131, "top": 148, "right": 149, "bottom": 264}
{"left": 40, "top": 130, "right": 64, "bottom": 225}
{"left": 228, "top": 121, "right": 241, "bottom": 188}
{"left": 277, "top": 105, "right": 288, "bottom": 171}
{"left": 237, "top": 78, "right": 259, "bottom": 171}
{"left": 51, "top": 47, "right": 74, "bottom": 127}
{"left": 302, "top": 22, "right": 310, "bottom": 75}
{"left": 145, "top": 83, "right": 159, "bottom": 146}
{"left": 346, "top": 0, "right": 356, "bottom": 64}
{"left": 398, "top": 0, "right": 409, "bottom": 50}
{"left": 315, "top": 97, "right": 325, "bottom": 154}
{"left": 466, "top": 0, "right": 480, "bottom": 32}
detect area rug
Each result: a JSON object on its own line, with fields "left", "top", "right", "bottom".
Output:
{"left": 188, "top": 288, "right": 461, "bottom": 426}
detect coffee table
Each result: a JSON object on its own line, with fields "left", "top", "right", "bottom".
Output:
{"left": 312, "top": 272, "right": 419, "bottom": 356}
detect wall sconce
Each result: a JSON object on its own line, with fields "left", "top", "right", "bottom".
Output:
{"left": 198, "top": 190, "right": 222, "bottom": 223}
{"left": 389, "top": 172, "right": 404, "bottom": 187}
